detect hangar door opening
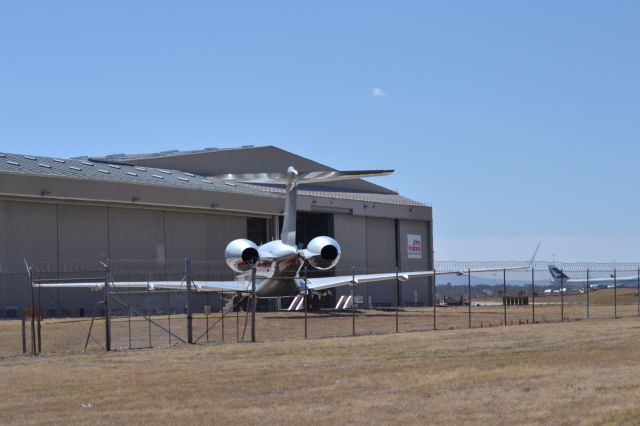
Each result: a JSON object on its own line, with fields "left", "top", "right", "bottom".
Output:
{"left": 278, "top": 212, "right": 334, "bottom": 247}
{"left": 249, "top": 213, "right": 334, "bottom": 247}
{"left": 279, "top": 212, "right": 336, "bottom": 308}
{"left": 247, "top": 217, "right": 269, "bottom": 245}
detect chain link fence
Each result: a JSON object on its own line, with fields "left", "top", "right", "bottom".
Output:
{"left": 1, "top": 259, "right": 639, "bottom": 358}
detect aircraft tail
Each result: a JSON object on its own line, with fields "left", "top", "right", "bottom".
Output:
{"left": 280, "top": 167, "right": 298, "bottom": 246}
{"left": 529, "top": 241, "right": 541, "bottom": 268}
{"left": 548, "top": 265, "right": 569, "bottom": 283}
{"left": 211, "top": 167, "right": 394, "bottom": 246}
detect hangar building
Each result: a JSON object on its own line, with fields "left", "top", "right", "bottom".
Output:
{"left": 0, "top": 146, "right": 433, "bottom": 317}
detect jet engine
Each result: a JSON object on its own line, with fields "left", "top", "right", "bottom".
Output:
{"left": 303, "top": 236, "right": 341, "bottom": 270}
{"left": 224, "top": 239, "right": 260, "bottom": 273}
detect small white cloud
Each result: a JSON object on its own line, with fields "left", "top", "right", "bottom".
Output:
{"left": 372, "top": 87, "right": 386, "bottom": 97}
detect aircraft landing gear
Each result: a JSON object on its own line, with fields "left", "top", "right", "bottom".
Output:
{"left": 232, "top": 294, "right": 249, "bottom": 312}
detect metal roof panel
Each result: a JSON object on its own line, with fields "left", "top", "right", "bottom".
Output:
{"left": 0, "top": 152, "right": 279, "bottom": 198}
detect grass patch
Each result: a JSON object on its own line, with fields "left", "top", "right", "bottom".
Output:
{"left": 1, "top": 318, "right": 639, "bottom": 424}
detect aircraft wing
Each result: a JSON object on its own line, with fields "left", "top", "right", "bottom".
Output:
{"left": 305, "top": 270, "right": 459, "bottom": 291}
{"left": 34, "top": 281, "right": 154, "bottom": 290}
{"left": 576, "top": 275, "right": 639, "bottom": 284}
{"left": 611, "top": 275, "right": 640, "bottom": 283}
{"left": 190, "top": 281, "right": 250, "bottom": 292}
{"left": 34, "top": 280, "right": 251, "bottom": 292}
{"left": 149, "top": 280, "right": 251, "bottom": 292}
{"left": 459, "top": 266, "right": 531, "bottom": 274}
{"left": 305, "top": 264, "right": 536, "bottom": 292}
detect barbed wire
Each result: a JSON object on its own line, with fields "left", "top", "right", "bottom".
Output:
{"left": 2, "top": 258, "right": 639, "bottom": 276}
{"left": 435, "top": 261, "right": 640, "bottom": 272}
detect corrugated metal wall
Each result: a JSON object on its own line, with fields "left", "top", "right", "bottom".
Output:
{"left": 0, "top": 199, "right": 433, "bottom": 313}
{"left": 333, "top": 214, "right": 433, "bottom": 307}
{"left": 0, "top": 199, "right": 247, "bottom": 313}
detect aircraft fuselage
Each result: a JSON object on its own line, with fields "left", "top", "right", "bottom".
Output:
{"left": 240, "top": 240, "right": 306, "bottom": 297}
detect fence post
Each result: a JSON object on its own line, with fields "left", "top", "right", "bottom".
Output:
{"left": 36, "top": 274, "right": 42, "bottom": 354}
{"left": 186, "top": 258, "right": 193, "bottom": 344}
{"left": 236, "top": 295, "right": 239, "bottom": 343}
{"left": 433, "top": 266, "right": 436, "bottom": 331}
{"left": 21, "top": 311, "right": 26, "bottom": 354}
{"left": 128, "top": 291, "right": 132, "bottom": 349}
{"left": 637, "top": 267, "right": 639, "bottom": 318}
{"left": 395, "top": 267, "right": 399, "bottom": 333}
{"left": 104, "top": 259, "right": 111, "bottom": 352}
{"left": 220, "top": 291, "right": 225, "bottom": 343}
{"left": 147, "top": 287, "right": 152, "bottom": 348}
{"left": 304, "top": 263, "right": 308, "bottom": 339}
{"left": 25, "top": 259, "right": 36, "bottom": 356}
{"left": 467, "top": 269, "right": 471, "bottom": 328}
{"left": 251, "top": 262, "right": 257, "bottom": 343}
{"left": 586, "top": 268, "right": 590, "bottom": 319}
{"left": 531, "top": 268, "right": 535, "bottom": 323}
{"left": 560, "top": 269, "right": 564, "bottom": 322}
{"left": 167, "top": 291, "right": 172, "bottom": 346}
{"left": 614, "top": 268, "right": 617, "bottom": 319}
{"left": 351, "top": 266, "right": 356, "bottom": 336}
{"left": 503, "top": 269, "right": 507, "bottom": 326}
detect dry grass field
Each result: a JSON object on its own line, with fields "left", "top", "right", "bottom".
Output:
{"left": 1, "top": 317, "right": 640, "bottom": 425}
{"left": 0, "top": 288, "right": 638, "bottom": 358}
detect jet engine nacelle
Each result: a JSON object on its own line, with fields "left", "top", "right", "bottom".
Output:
{"left": 224, "top": 239, "right": 260, "bottom": 273}
{"left": 303, "top": 236, "right": 341, "bottom": 270}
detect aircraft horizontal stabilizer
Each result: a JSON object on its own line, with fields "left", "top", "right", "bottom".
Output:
{"left": 209, "top": 169, "right": 394, "bottom": 185}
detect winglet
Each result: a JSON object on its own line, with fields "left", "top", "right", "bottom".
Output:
{"left": 528, "top": 241, "right": 541, "bottom": 269}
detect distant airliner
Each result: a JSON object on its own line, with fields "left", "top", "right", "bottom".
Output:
{"left": 548, "top": 266, "right": 639, "bottom": 289}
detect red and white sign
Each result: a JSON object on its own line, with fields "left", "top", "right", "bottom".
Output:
{"left": 407, "top": 234, "right": 422, "bottom": 259}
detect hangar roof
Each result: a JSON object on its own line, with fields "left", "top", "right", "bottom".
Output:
{"left": 93, "top": 145, "right": 428, "bottom": 206}
{"left": 92, "top": 145, "right": 398, "bottom": 196}
{"left": 85, "top": 145, "right": 259, "bottom": 161}
{"left": 238, "top": 184, "right": 426, "bottom": 207}
{"left": 0, "top": 147, "right": 428, "bottom": 208}
{"left": 0, "top": 151, "right": 275, "bottom": 197}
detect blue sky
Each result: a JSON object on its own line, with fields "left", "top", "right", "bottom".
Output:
{"left": 1, "top": 1, "right": 639, "bottom": 262}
